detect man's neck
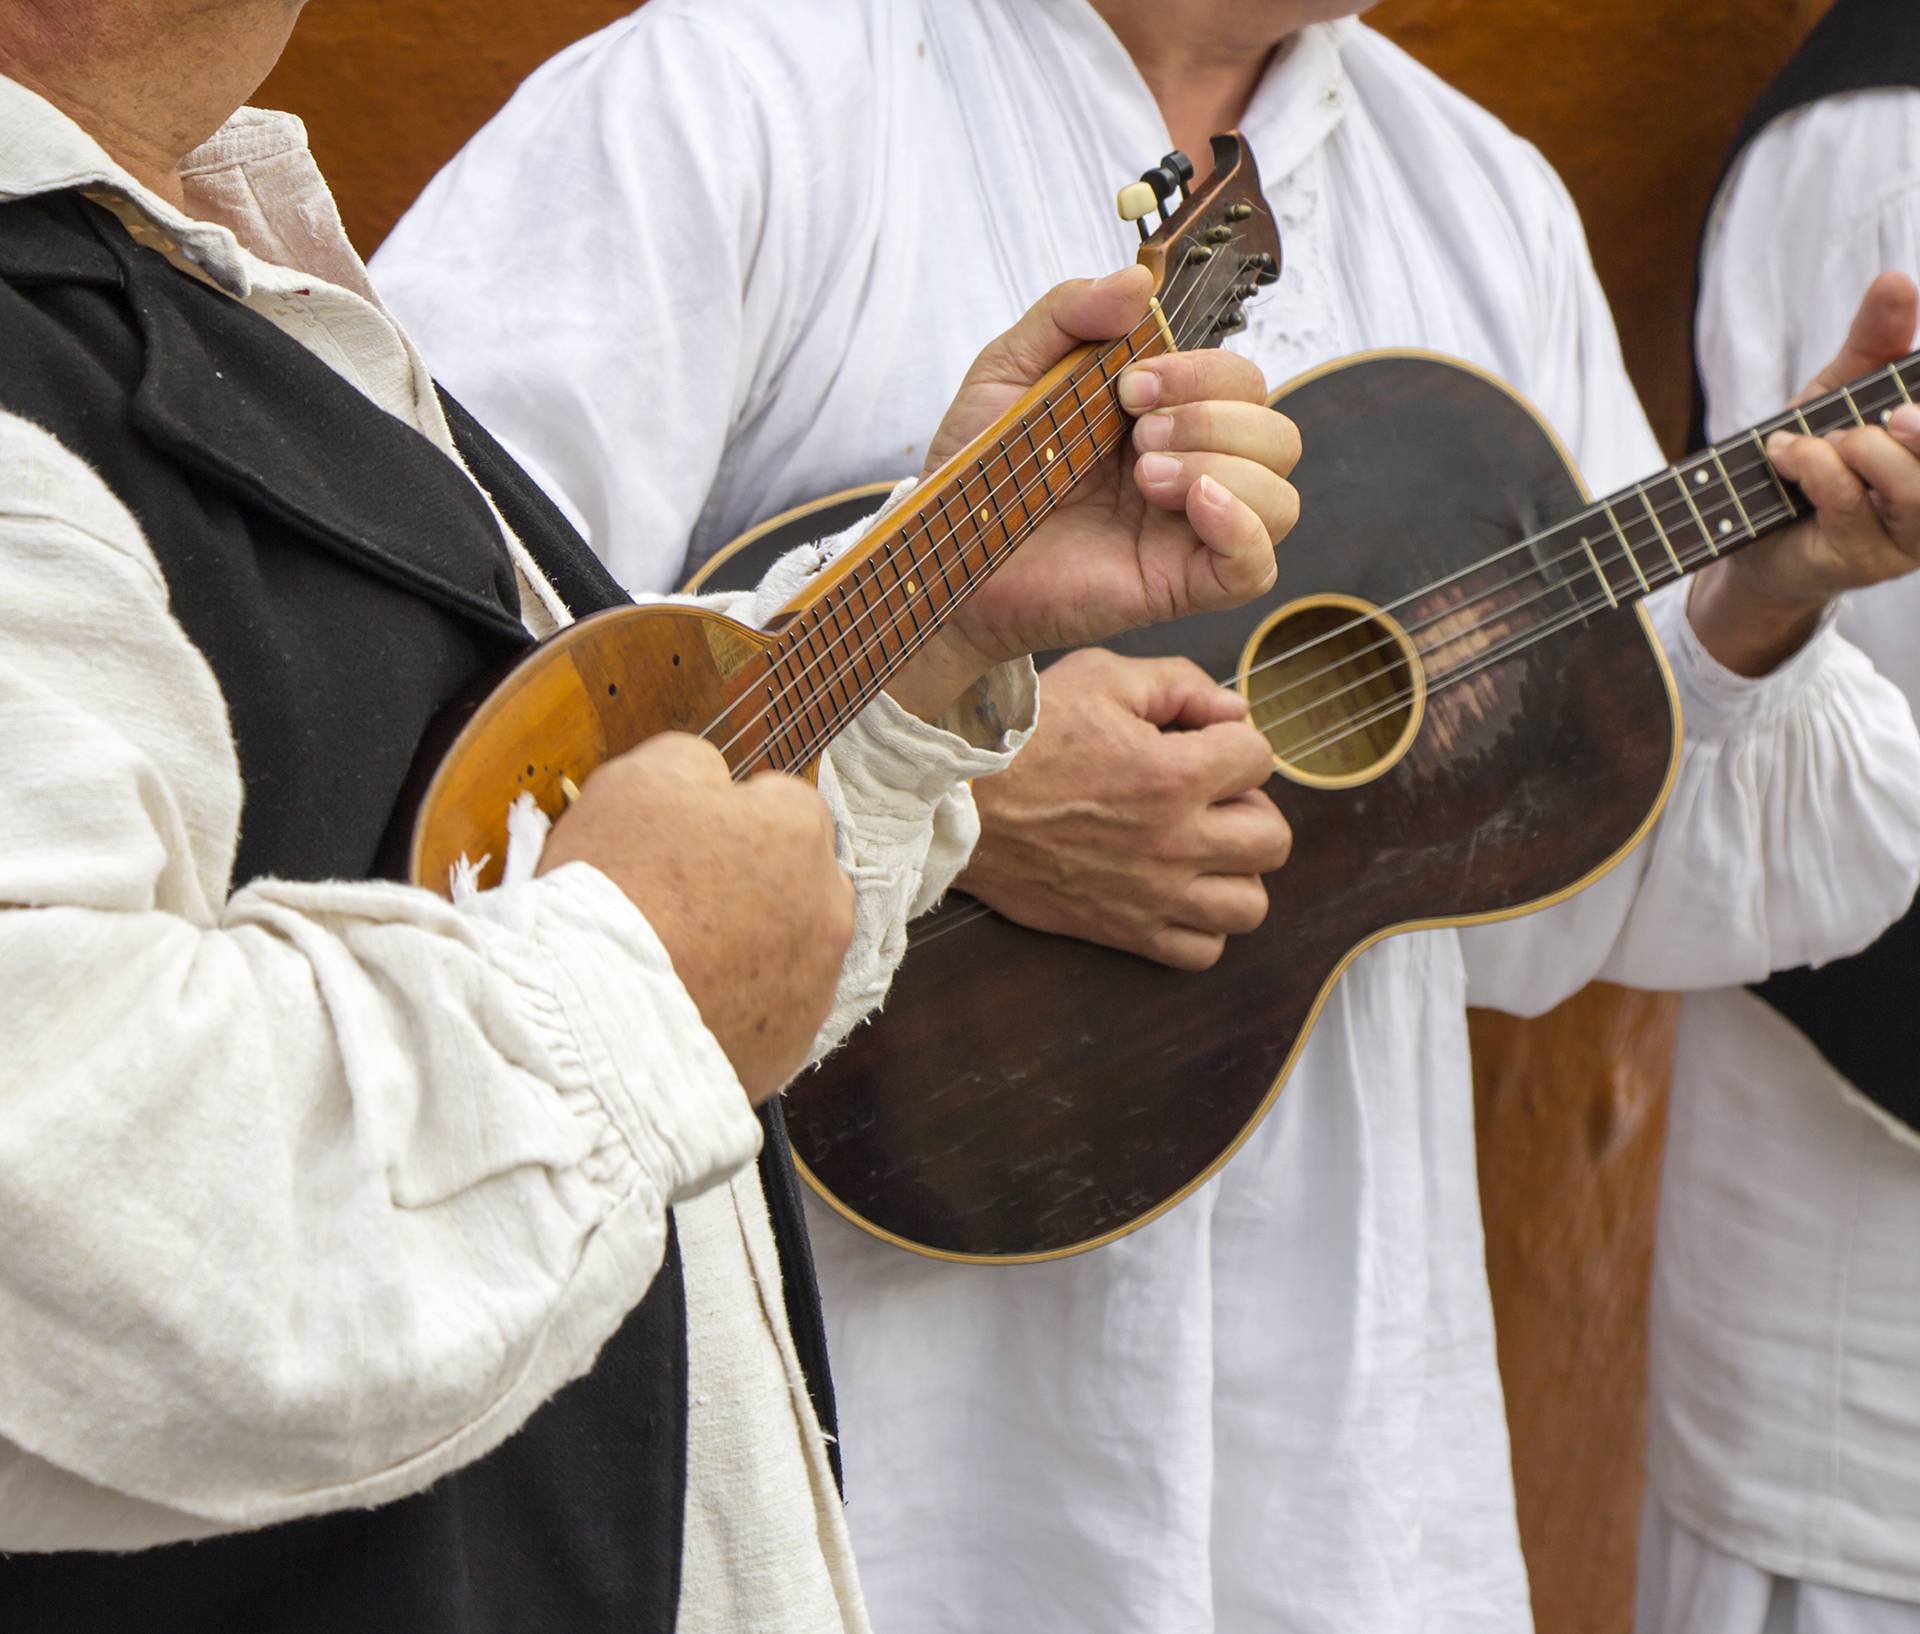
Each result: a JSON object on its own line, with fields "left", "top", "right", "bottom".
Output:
{"left": 1089, "top": 0, "right": 1350, "bottom": 174}
{"left": 0, "top": 1, "right": 302, "bottom": 211}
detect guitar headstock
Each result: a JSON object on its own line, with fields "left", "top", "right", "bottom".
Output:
{"left": 1120, "top": 133, "right": 1282, "bottom": 348}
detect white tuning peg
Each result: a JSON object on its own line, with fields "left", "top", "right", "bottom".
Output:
{"left": 1116, "top": 181, "right": 1158, "bottom": 223}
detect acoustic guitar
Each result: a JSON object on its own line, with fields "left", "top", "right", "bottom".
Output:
{"left": 690, "top": 345, "right": 1920, "bottom": 1265}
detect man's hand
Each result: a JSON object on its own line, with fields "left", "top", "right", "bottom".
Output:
{"left": 957, "top": 648, "right": 1293, "bottom": 971}
{"left": 1691, "top": 272, "right": 1920, "bottom": 675}
{"left": 887, "top": 266, "right": 1300, "bottom": 722}
{"left": 538, "top": 733, "right": 853, "bottom": 1104}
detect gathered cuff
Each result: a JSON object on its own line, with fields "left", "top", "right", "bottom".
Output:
{"left": 1655, "top": 581, "right": 1844, "bottom": 739}
{"left": 470, "top": 863, "right": 762, "bottom": 1207}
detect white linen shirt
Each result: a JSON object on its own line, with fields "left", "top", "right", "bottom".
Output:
{"left": 374, "top": 6, "right": 1920, "bottom": 1629}
{"left": 0, "top": 73, "right": 1037, "bottom": 1634}
{"left": 1652, "top": 85, "right": 1920, "bottom": 1603}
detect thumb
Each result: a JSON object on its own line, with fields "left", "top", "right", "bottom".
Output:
{"left": 964, "top": 264, "right": 1154, "bottom": 391}
{"left": 1795, "top": 272, "right": 1919, "bottom": 403}
{"left": 1126, "top": 656, "right": 1248, "bottom": 730}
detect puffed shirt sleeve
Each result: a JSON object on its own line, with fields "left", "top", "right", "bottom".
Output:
{"left": 0, "top": 415, "right": 766, "bottom": 1549}
{"left": 1462, "top": 588, "right": 1920, "bottom": 1015}
{"left": 1459, "top": 130, "right": 1920, "bottom": 1015}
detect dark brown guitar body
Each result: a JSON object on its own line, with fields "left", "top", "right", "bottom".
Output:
{"left": 691, "top": 353, "right": 1679, "bottom": 1262}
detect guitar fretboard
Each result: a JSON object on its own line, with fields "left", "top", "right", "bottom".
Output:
{"left": 1547, "top": 353, "right": 1919, "bottom": 614}
{"left": 738, "top": 244, "right": 1271, "bottom": 775}
{"left": 756, "top": 340, "right": 1150, "bottom": 772}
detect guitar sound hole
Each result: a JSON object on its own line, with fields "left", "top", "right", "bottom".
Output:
{"left": 1238, "top": 593, "right": 1426, "bottom": 788}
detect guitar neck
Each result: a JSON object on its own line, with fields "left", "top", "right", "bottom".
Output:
{"left": 697, "top": 128, "right": 1283, "bottom": 778}
{"left": 1555, "top": 351, "right": 1920, "bottom": 613}
{"left": 736, "top": 301, "right": 1203, "bottom": 776}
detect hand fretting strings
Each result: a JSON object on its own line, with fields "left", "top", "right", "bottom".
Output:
{"left": 702, "top": 243, "right": 1263, "bottom": 776}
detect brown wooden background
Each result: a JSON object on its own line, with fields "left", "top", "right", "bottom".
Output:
{"left": 261, "top": 3, "right": 1835, "bottom": 1628}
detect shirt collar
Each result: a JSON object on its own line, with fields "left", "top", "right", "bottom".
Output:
{"left": 1238, "top": 19, "right": 1357, "bottom": 182}
{"left": 1036, "top": 3, "right": 1357, "bottom": 184}
{"left": 0, "top": 72, "right": 312, "bottom": 298}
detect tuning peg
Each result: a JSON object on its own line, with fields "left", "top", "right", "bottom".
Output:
{"left": 1116, "top": 180, "right": 1158, "bottom": 242}
{"left": 1140, "top": 163, "right": 1182, "bottom": 207}
{"left": 1161, "top": 150, "right": 1196, "bottom": 195}
{"left": 1212, "top": 311, "right": 1247, "bottom": 336}
{"left": 1251, "top": 251, "right": 1280, "bottom": 285}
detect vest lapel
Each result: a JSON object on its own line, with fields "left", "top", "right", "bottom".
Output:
{"left": 93, "top": 206, "right": 530, "bottom": 645}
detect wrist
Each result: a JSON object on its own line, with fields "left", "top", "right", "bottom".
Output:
{"left": 1686, "top": 559, "right": 1830, "bottom": 678}
{"left": 884, "top": 626, "right": 998, "bottom": 724}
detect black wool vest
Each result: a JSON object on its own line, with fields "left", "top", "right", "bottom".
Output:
{"left": 1687, "top": 0, "right": 1920, "bottom": 1132}
{"left": 0, "top": 191, "right": 837, "bottom": 1633}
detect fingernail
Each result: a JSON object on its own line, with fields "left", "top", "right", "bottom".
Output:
{"left": 1891, "top": 404, "right": 1920, "bottom": 438}
{"left": 1195, "top": 473, "right": 1226, "bottom": 507}
{"left": 1136, "top": 452, "right": 1181, "bottom": 484}
{"left": 1765, "top": 430, "right": 1795, "bottom": 458}
{"left": 1094, "top": 265, "right": 1141, "bottom": 292}
{"left": 1118, "top": 368, "right": 1160, "bottom": 413}
{"left": 1134, "top": 412, "right": 1174, "bottom": 452}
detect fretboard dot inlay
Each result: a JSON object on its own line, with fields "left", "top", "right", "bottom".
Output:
{"left": 1718, "top": 518, "right": 1734, "bottom": 536}
{"left": 1693, "top": 469, "right": 1709, "bottom": 486}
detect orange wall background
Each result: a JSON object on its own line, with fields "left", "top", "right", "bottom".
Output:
{"left": 261, "top": 4, "right": 1834, "bottom": 1630}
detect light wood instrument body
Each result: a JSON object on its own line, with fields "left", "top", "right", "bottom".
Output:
{"left": 406, "top": 604, "right": 789, "bottom": 892}
{"left": 691, "top": 353, "right": 1682, "bottom": 1262}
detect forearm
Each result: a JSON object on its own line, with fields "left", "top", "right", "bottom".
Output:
{"left": 1686, "top": 559, "right": 1829, "bottom": 677}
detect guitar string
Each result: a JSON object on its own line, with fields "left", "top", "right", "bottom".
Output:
{"left": 704, "top": 250, "right": 1252, "bottom": 767}
{"left": 713, "top": 263, "right": 1912, "bottom": 780}
{"left": 1230, "top": 366, "right": 1917, "bottom": 711}
{"left": 906, "top": 483, "right": 1810, "bottom": 952}
{"left": 1269, "top": 490, "right": 1806, "bottom": 765}
{"left": 711, "top": 253, "right": 1256, "bottom": 773}
{"left": 1241, "top": 457, "right": 1788, "bottom": 728}
{"left": 739, "top": 339, "right": 1885, "bottom": 783}
{"left": 745, "top": 341, "right": 1876, "bottom": 783}
{"left": 729, "top": 324, "right": 1914, "bottom": 777}
{"left": 896, "top": 378, "right": 1915, "bottom": 944}
{"left": 727, "top": 263, "right": 1266, "bottom": 776}
{"left": 1263, "top": 370, "right": 1917, "bottom": 763}
{"left": 1242, "top": 439, "right": 1829, "bottom": 733}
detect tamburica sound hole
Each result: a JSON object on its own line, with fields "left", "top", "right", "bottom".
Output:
{"left": 1237, "top": 593, "right": 1427, "bottom": 788}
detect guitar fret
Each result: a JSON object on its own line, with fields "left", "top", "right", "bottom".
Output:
{"left": 1706, "top": 447, "right": 1755, "bottom": 539}
{"left": 1893, "top": 361, "right": 1915, "bottom": 406}
{"left": 814, "top": 600, "right": 858, "bottom": 726}
{"left": 1637, "top": 481, "right": 1683, "bottom": 574}
{"left": 1039, "top": 399, "right": 1068, "bottom": 494}
{"left": 1599, "top": 498, "right": 1651, "bottom": 593}
{"left": 932, "top": 498, "right": 966, "bottom": 602}
{"left": 1001, "top": 442, "right": 1032, "bottom": 530}
{"left": 1748, "top": 428, "right": 1798, "bottom": 519}
{"left": 1839, "top": 381, "right": 1867, "bottom": 426}
{"left": 791, "top": 623, "right": 837, "bottom": 749}
{"left": 1578, "top": 534, "right": 1619, "bottom": 609}
{"left": 1674, "top": 462, "right": 1717, "bottom": 556}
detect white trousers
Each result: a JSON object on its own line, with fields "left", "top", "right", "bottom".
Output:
{"left": 1637, "top": 1497, "right": 1920, "bottom": 1634}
